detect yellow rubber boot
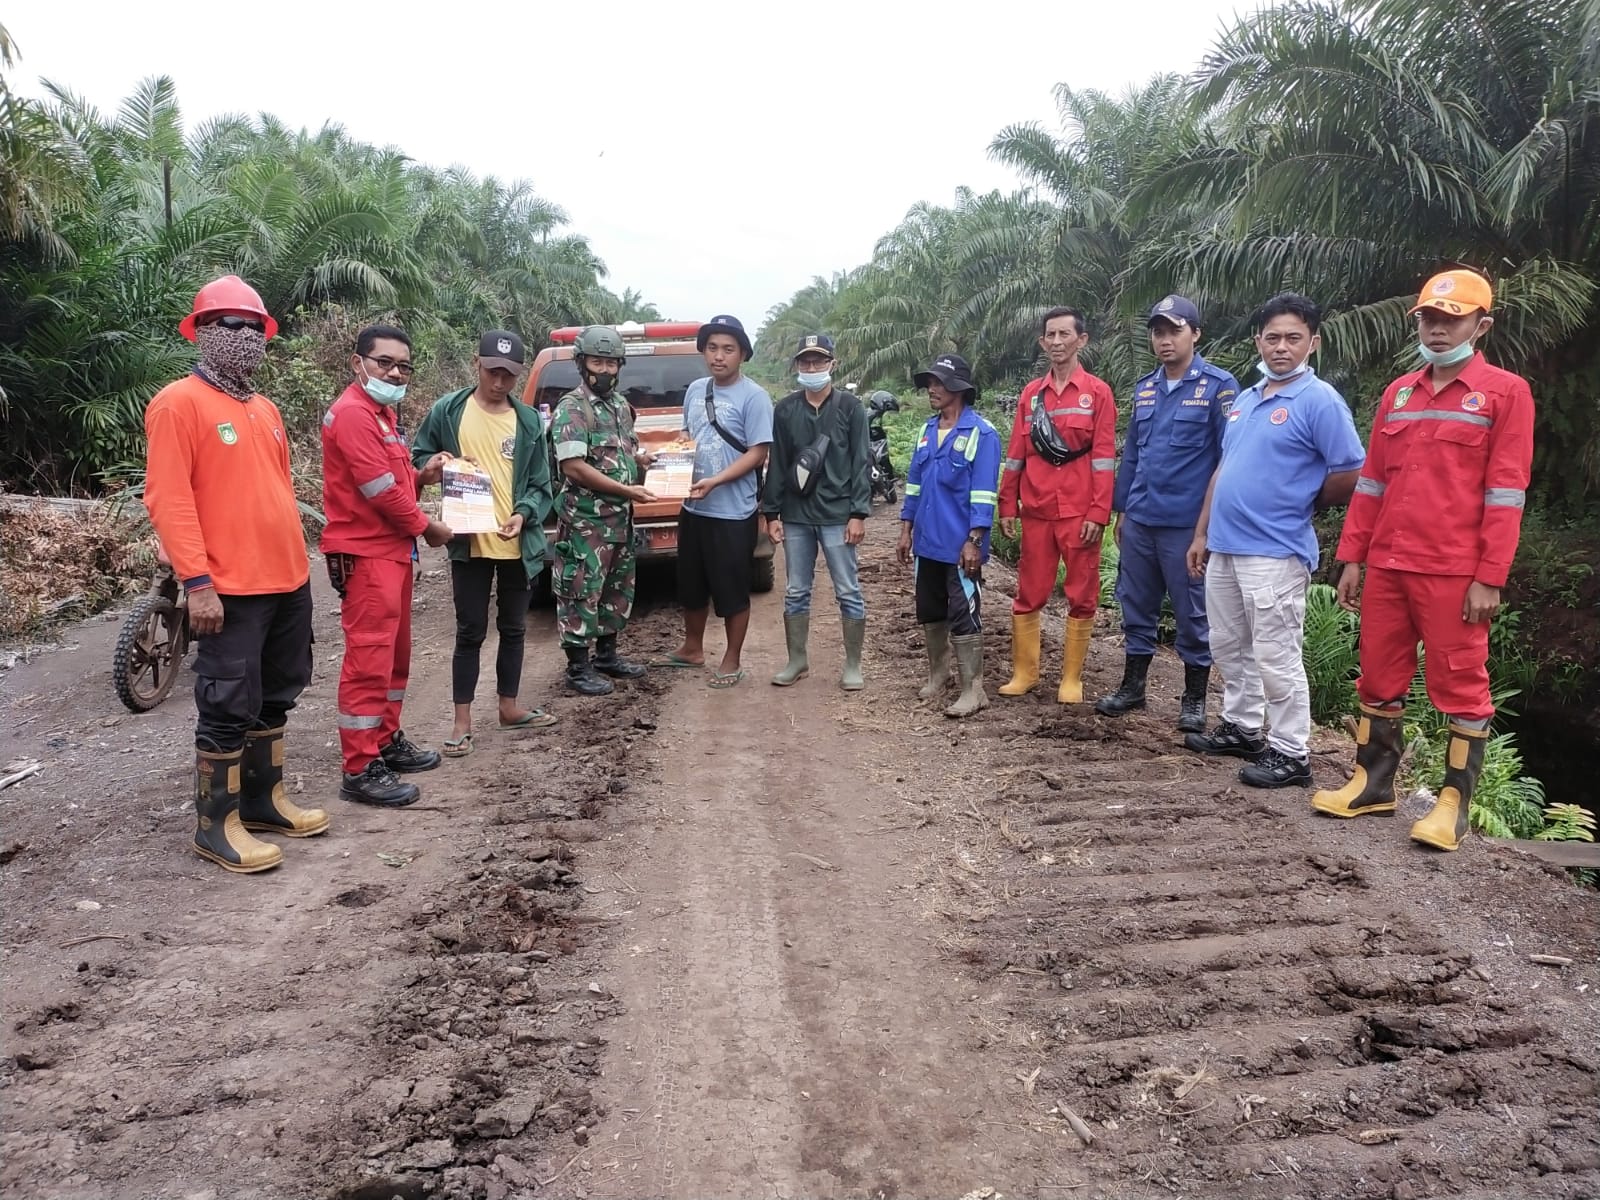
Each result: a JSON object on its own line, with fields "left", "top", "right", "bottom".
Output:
{"left": 1410, "top": 724, "right": 1486, "bottom": 851}
{"left": 193, "top": 749, "right": 283, "bottom": 874}
{"left": 240, "top": 726, "right": 330, "bottom": 837}
{"left": 1058, "top": 616, "right": 1094, "bottom": 704}
{"left": 1312, "top": 704, "right": 1403, "bottom": 818}
{"left": 998, "top": 611, "right": 1041, "bottom": 697}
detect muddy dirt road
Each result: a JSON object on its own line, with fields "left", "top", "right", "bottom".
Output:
{"left": 2, "top": 531, "right": 1596, "bottom": 1200}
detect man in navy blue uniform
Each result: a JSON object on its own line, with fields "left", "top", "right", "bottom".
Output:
{"left": 1097, "top": 296, "right": 1239, "bottom": 733}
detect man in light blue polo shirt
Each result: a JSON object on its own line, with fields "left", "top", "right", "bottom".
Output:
{"left": 660, "top": 314, "right": 774, "bottom": 688}
{"left": 1184, "top": 293, "right": 1365, "bottom": 788}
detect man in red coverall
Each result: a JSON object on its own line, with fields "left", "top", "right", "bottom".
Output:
{"left": 1312, "top": 269, "right": 1534, "bottom": 852}
{"left": 321, "top": 324, "right": 455, "bottom": 808}
{"left": 998, "top": 306, "right": 1117, "bottom": 704}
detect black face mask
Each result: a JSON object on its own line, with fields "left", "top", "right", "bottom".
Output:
{"left": 582, "top": 360, "right": 619, "bottom": 398}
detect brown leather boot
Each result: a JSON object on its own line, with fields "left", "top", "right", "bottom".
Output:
{"left": 240, "top": 726, "right": 330, "bottom": 837}
{"left": 193, "top": 749, "right": 282, "bottom": 874}
{"left": 1312, "top": 704, "right": 1403, "bottom": 818}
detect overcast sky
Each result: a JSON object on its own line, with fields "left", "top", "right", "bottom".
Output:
{"left": 10, "top": 0, "right": 1245, "bottom": 330}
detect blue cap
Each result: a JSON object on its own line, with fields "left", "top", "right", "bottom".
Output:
{"left": 697, "top": 314, "right": 753, "bottom": 361}
{"left": 792, "top": 332, "right": 836, "bottom": 361}
{"left": 1148, "top": 294, "right": 1202, "bottom": 328}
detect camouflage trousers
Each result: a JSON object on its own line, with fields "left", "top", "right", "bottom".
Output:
{"left": 554, "top": 527, "right": 636, "bottom": 648}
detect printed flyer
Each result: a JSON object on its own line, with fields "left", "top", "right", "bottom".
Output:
{"left": 644, "top": 439, "right": 696, "bottom": 499}
{"left": 440, "top": 462, "right": 500, "bottom": 534}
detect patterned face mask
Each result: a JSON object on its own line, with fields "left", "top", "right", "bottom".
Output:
{"left": 196, "top": 324, "right": 267, "bottom": 400}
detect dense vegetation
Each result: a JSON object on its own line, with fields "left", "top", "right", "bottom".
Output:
{"left": 0, "top": 30, "right": 657, "bottom": 493}
{"left": 756, "top": 0, "right": 1600, "bottom": 518}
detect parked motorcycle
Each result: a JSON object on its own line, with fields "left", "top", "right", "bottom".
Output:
{"left": 867, "top": 390, "right": 901, "bottom": 505}
{"left": 113, "top": 542, "right": 191, "bottom": 712}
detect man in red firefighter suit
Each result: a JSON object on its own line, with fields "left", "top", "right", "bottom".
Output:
{"left": 1312, "top": 269, "right": 1534, "bottom": 851}
{"left": 321, "top": 325, "right": 455, "bottom": 808}
{"left": 998, "top": 306, "right": 1117, "bottom": 703}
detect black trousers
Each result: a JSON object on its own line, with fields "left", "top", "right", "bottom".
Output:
{"left": 193, "top": 583, "right": 314, "bottom": 752}
{"left": 451, "top": 557, "right": 530, "bottom": 705}
{"left": 677, "top": 510, "right": 758, "bottom": 618}
{"left": 914, "top": 556, "right": 982, "bottom": 636}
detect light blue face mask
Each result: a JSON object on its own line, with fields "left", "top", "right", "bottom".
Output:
{"left": 1256, "top": 358, "right": 1312, "bottom": 382}
{"left": 1417, "top": 338, "right": 1477, "bottom": 367}
{"left": 360, "top": 368, "right": 407, "bottom": 407}
{"left": 797, "top": 370, "right": 832, "bottom": 392}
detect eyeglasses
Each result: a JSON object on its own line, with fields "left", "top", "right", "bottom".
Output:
{"left": 206, "top": 315, "right": 266, "bottom": 333}
{"left": 361, "top": 354, "right": 415, "bottom": 378}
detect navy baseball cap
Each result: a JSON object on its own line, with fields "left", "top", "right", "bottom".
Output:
{"left": 1147, "top": 295, "right": 1202, "bottom": 328}
{"left": 792, "top": 333, "right": 836, "bottom": 361}
{"left": 477, "top": 329, "right": 526, "bottom": 372}
{"left": 913, "top": 353, "right": 975, "bottom": 393}
{"left": 697, "top": 314, "right": 753, "bottom": 361}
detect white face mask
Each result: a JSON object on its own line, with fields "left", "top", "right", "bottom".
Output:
{"left": 797, "top": 370, "right": 832, "bottom": 392}
{"left": 359, "top": 365, "right": 407, "bottom": 406}
{"left": 1417, "top": 338, "right": 1477, "bottom": 367}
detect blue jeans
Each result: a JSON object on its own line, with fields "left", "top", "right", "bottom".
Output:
{"left": 782, "top": 523, "right": 866, "bottom": 619}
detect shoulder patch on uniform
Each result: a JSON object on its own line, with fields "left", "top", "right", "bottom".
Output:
{"left": 322, "top": 410, "right": 335, "bottom": 427}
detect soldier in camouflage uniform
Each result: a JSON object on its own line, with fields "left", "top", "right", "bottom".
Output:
{"left": 551, "top": 326, "right": 657, "bottom": 695}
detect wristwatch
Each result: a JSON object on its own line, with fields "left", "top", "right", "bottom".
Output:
{"left": 967, "top": 532, "right": 983, "bottom": 546}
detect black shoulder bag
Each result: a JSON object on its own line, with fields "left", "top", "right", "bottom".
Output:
{"left": 789, "top": 392, "right": 852, "bottom": 499}
{"left": 703, "top": 380, "right": 765, "bottom": 492}
{"left": 1029, "top": 386, "right": 1093, "bottom": 466}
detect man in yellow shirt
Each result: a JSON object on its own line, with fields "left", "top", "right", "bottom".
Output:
{"left": 412, "top": 331, "right": 556, "bottom": 756}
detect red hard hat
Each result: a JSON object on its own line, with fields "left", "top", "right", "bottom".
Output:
{"left": 179, "top": 275, "right": 278, "bottom": 342}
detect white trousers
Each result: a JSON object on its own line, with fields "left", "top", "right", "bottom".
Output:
{"left": 1204, "top": 553, "right": 1311, "bottom": 758}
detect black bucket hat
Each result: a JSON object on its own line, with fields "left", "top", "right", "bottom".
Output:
{"left": 913, "top": 353, "right": 975, "bottom": 393}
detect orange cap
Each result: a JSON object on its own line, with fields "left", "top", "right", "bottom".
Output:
{"left": 1408, "top": 269, "right": 1493, "bottom": 317}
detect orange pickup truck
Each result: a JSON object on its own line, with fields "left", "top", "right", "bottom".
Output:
{"left": 520, "top": 321, "right": 776, "bottom": 594}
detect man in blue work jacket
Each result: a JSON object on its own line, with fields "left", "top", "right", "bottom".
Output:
{"left": 1097, "top": 296, "right": 1239, "bottom": 734}
{"left": 896, "top": 354, "right": 1003, "bottom": 720}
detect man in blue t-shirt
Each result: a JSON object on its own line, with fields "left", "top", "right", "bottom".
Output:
{"left": 659, "top": 314, "right": 774, "bottom": 688}
{"left": 1184, "top": 293, "right": 1366, "bottom": 788}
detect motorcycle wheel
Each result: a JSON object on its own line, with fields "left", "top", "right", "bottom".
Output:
{"left": 877, "top": 479, "right": 898, "bottom": 506}
{"left": 113, "top": 594, "right": 185, "bottom": 712}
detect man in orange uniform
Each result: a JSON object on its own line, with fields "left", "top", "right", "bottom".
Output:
{"left": 321, "top": 325, "right": 455, "bottom": 808}
{"left": 144, "top": 275, "right": 328, "bottom": 874}
{"left": 1312, "top": 269, "right": 1535, "bottom": 851}
{"left": 997, "top": 307, "right": 1117, "bottom": 703}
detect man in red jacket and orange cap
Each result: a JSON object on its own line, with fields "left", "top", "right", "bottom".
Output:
{"left": 143, "top": 275, "right": 329, "bottom": 874}
{"left": 1312, "top": 268, "right": 1535, "bottom": 851}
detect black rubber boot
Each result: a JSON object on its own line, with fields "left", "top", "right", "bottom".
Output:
{"left": 379, "top": 729, "right": 441, "bottom": 774}
{"left": 1094, "top": 654, "right": 1151, "bottom": 716}
{"left": 593, "top": 635, "right": 646, "bottom": 679}
{"left": 239, "top": 725, "right": 330, "bottom": 837}
{"left": 193, "top": 748, "right": 283, "bottom": 873}
{"left": 340, "top": 759, "right": 420, "bottom": 808}
{"left": 1177, "top": 664, "right": 1210, "bottom": 734}
{"left": 1312, "top": 705, "right": 1404, "bottom": 818}
{"left": 565, "top": 645, "right": 615, "bottom": 696}
{"left": 1411, "top": 724, "right": 1486, "bottom": 851}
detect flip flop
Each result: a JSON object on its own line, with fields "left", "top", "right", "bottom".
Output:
{"left": 443, "top": 733, "right": 473, "bottom": 758}
{"left": 650, "top": 653, "right": 704, "bottom": 669}
{"left": 707, "top": 669, "right": 748, "bottom": 690}
{"left": 499, "top": 709, "right": 558, "bottom": 730}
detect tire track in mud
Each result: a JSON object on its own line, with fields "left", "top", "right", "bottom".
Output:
{"left": 944, "top": 697, "right": 1600, "bottom": 1200}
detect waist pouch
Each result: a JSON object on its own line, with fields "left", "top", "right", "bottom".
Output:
{"left": 1030, "top": 396, "right": 1091, "bottom": 466}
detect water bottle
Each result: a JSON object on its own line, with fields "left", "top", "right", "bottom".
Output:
{"left": 538, "top": 402, "right": 552, "bottom": 431}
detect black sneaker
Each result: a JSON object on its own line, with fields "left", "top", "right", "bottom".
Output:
{"left": 340, "top": 759, "right": 421, "bottom": 807}
{"left": 1184, "top": 720, "right": 1267, "bottom": 759}
{"left": 1239, "top": 747, "right": 1312, "bottom": 789}
{"left": 379, "top": 730, "right": 441, "bottom": 774}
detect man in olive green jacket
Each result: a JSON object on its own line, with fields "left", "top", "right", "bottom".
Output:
{"left": 411, "top": 331, "right": 556, "bottom": 755}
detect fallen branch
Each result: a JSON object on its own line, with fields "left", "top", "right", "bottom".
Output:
{"left": 60, "top": 933, "right": 128, "bottom": 949}
{"left": 1054, "top": 1097, "right": 1097, "bottom": 1146}
{"left": 1528, "top": 953, "right": 1575, "bottom": 967}
{"left": 0, "top": 761, "right": 43, "bottom": 791}
{"left": 789, "top": 852, "right": 838, "bottom": 872}
{"left": 537, "top": 1152, "right": 584, "bottom": 1188}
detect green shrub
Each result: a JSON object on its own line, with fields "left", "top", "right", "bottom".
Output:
{"left": 1303, "top": 583, "right": 1361, "bottom": 724}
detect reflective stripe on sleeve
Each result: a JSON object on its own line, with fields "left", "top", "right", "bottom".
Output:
{"left": 1091, "top": 458, "right": 1116, "bottom": 471}
{"left": 337, "top": 712, "right": 383, "bottom": 730}
{"left": 1384, "top": 410, "right": 1491, "bottom": 427}
{"left": 386, "top": 689, "right": 406, "bottom": 702}
{"left": 1484, "top": 487, "right": 1525, "bottom": 508}
{"left": 1354, "top": 476, "right": 1386, "bottom": 497}
{"left": 1002, "top": 457, "right": 1024, "bottom": 472}
{"left": 970, "top": 490, "right": 998, "bottom": 506}
{"left": 358, "top": 472, "right": 397, "bottom": 498}
{"left": 904, "top": 483, "right": 922, "bottom": 496}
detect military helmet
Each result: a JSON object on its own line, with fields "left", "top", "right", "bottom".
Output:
{"left": 573, "top": 325, "right": 626, "bottom": 362}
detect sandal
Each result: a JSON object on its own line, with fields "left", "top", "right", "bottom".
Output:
{"left": 650, "top": 653, "right": 704, "bottom": 669}
{"left": 499, "top": 709, "right": 559, "bottom": 730}
{"left": 443, "top": 733, "right": 474, "bottom": 758}
{"left": 707, "top": 669, "right": 748, "bottom": 690}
